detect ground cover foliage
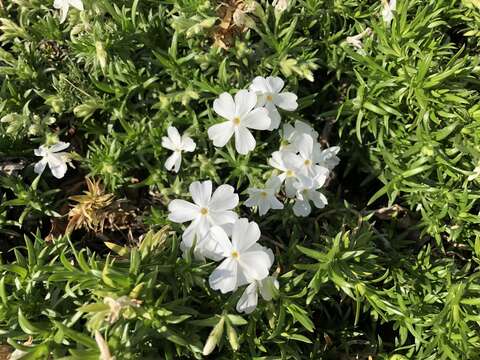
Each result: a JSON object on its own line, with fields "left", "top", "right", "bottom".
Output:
{"left": 1, "top": 0, "right": 480, "bottom": 359}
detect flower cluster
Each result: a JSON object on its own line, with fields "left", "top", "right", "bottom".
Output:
{"left": 168, "top": 180, "right": 277, "bottom": 313}
{"left": 245, "top": 121, "right": 340, "bottom": 217}
{"left": 208, "top": 76, "right": 298, "bottom": 154}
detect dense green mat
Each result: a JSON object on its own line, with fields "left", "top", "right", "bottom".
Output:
{"left": 1, "top": 0, "right": 480, "bottom": 359}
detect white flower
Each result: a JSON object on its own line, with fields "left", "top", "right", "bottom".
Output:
{"left": 292, "top": 174, "right": 328, "bottom": 217}
{"left": 249, "top": 76, "right": 298, "bottom": 130}
{"left": 268, "top": 150, "right": 301, "bottom": 197}
{"left": 53, "top": 0, "right": 84, "bottom": 24}
{"left": 34, "top": 141, "right": 70, "bottom": 179}
{"left": 318, "top": 146, "right": 340, "bottom": 171}
{"left": 168, "top": 180, "right": 239, "bottom": 259}
{"left": 289, "top": 133, "right": 326, "bottom": 177}
{"left": 345, "top": 28, "right": 372, "bottom": 53}
{"left": 245, "top": 176, "right": 284, "bottom": 216}
{"left": 161, "top": 126, "right": 196, "bottom": 173}
{"left": 208, "top": 90, "right": 271, "bottom": 154}
{"left": 208, "top": 219, "right": 274, "bottom": 294}
{"left": 381, "top": 0, "right": 396, "bottom": 26}
{"left": 236, "top": 275, "right": 279, "bottom": 314}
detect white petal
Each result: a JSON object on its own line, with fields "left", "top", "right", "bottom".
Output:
{"left": 209, "top": 210, "right": 238, "bottom": 226}
{"left": 189, "top": 180, "right": 212, "bottom": 207}
{"left": 234, "top": 90, "right": 257, "bottom": 117}
{"left": 269, "top": 196, "right": 284, "bottom": 210}
{"left": 242, "top": 108, "right": 271, "bottom": 130}
{"left": 34, "top": 146, "right": 48, "bottom": 157}
{"left": 209, "top": 258, "right": 238, "bottom": 293}
{"left": 274, "top": 92, "right": 298, "bottom": 111}
{"left": 236, "top": 282, "right": 259, "bottom": 314}
{"left": 311, "top": 191, "right": 328, "bottom": 209}
{"left": 58, "top": 6, "right": 69, "bottom": 23}
{"left": 208, "top": 226, "right": 232, "bottom": 256}
{"left": 257, "top": 198, "right": 271, "bottom": 216}
{"left": 266, "top": 76, "right": 284, "bottom": 93}
{"left": 168, "top": 200, "right": 199, "bottom": 223}
{"left": 208, "top": 121, "right": 235, "bottom": 148}
{"left": 238, "top": 250, "right": 271, "bottom": 281}
{"left": 293, "top": 199, "right": 311, "bottom": 217}
{"left": 69, "top": 0, "right": 84, "bottom": 11}
{"left": 249, "top": 76, "right": 271, "bottom": 93}
{"left": 294, "top": 133, "right": 314, "bottom": 160}
{"left": 164, "top": 152, "right": 182, "bottom": 172}
{"left": 234, "top": 126, "right": 256, "bottom": 155}
{"left": 265, "top": 105, "right": 281, "bottom": 130}
{"left": 48, "top": 155, "right": 68, "bottom": 179}
{"left": 285, "top": 177, "right": 298, "bottom": 198}
{"left": 213, "top": 92, "right": 235, "bottom": 120}
{"left": 53, "top": 0, "right": 65, "bottom": 9}
{"left": 232, "top": 219, "right": 260, "bottom": 252}
{"left": 266, "top": 175, "right": 282, "bottom": 192}
{"left": 49, "top": 141, "right": 70, "bottom": 153}
{"left": 209, "top": 184, "right": 239, "bottom": 211}
{"left": 167, "top": 126, "right": 182, "bottom": 148}
{"left": 181, "top": 136, "right": 196, "bottom": 152}
{"left": 182, "top": 216, "right": 209, "bottom": 249}
{"left": 161, "top": 136, "right": 175, "bottom": 151}
{"left": 259, "top": 276, "right": 279, "bottom": 301}
{"left": 34, "top": 158, "right": 47, "bottom": 175}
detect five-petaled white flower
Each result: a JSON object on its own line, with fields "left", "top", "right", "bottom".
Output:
{"left": 53, "top": 0, "right": 84, "bottom": 24}
{"left": 208, "top": 219, "right": 274, "bottom": 293}
{"left": 208, "top": 90, "right": 271, "bottom": 154}
{"left": 249, "top": 76, "right": 298, "bottom": 130}
{"left": 34, "top": 141, "right": 70, "bottom": 179}
{"left": 245, "top": 176, "right": 284, "bottom": 216}
{"left": 161, "top": 126, "right": 196, "bottom": 173}
{"left": 292, "top": 174, "right": 328, "bottom": 217}
{"left": 168, "top": 180, "right": 239, "bottom": 259}
{"left": 268, "top": 150, "right": 301, "bottom": 197}
{"left": 236, "top": 275, "right": 279, "bottom": 314}
{"left": 381, "top": 0, "right": 396, "bottom": 26}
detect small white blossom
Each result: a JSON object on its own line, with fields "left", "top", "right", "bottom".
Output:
{"left": 208, "top": 90, "right": 271, "bottom": 154}
{"left": 292, "top": 174, "right": 328, "bottom": 217}
{"left": 382, "top": 0, "right": 396, "bottom": 26}
{"left": 208, "top": 219, "right": 274, "bottom": 294}
{"left": 53, "top": 0, "right": 84, "bottom": 24}
{"left": 168, "top": 180, "right": 239, "bottom": 259}
{"left": 268, "top": 150, "right": 301, "bottom": 197}
{"left": 249, "top": 76, "right": 298, "bottom": 130}
{"left": 161, "top": 126, "right": 196, "bottom": 173}
{"left": 34, "top": 141, "right": 70, "bottom": 179}
{"left": 236, "top": 275, "right": 279, "bottom": 314}
{"left": 245, "top": 176, "right": 284, "bottom": 216}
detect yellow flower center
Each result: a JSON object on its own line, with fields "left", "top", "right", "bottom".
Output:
{"left": 304, "top": 159, "right": 311, "bottom": 166}
{"left": 200, "top": 207, "right": 208, "bottom": 215}
{"left": 233, "top": 117, "right": 241, "bottom": 125}
{"left": 286, "top": 169, "right": 294, "bottom": 177}
{"left": 260, "top": 191, "right": 268, "bottom": 198}
{"left": 231, "top": 251, "right": 239, "bottom": 258}
{"left": 266, "top": 95, "right": 273, "bottom": 102}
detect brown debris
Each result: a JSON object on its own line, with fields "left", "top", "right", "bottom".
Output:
{"left": 213, "top": 0, "right": 257, "bottom": 49}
